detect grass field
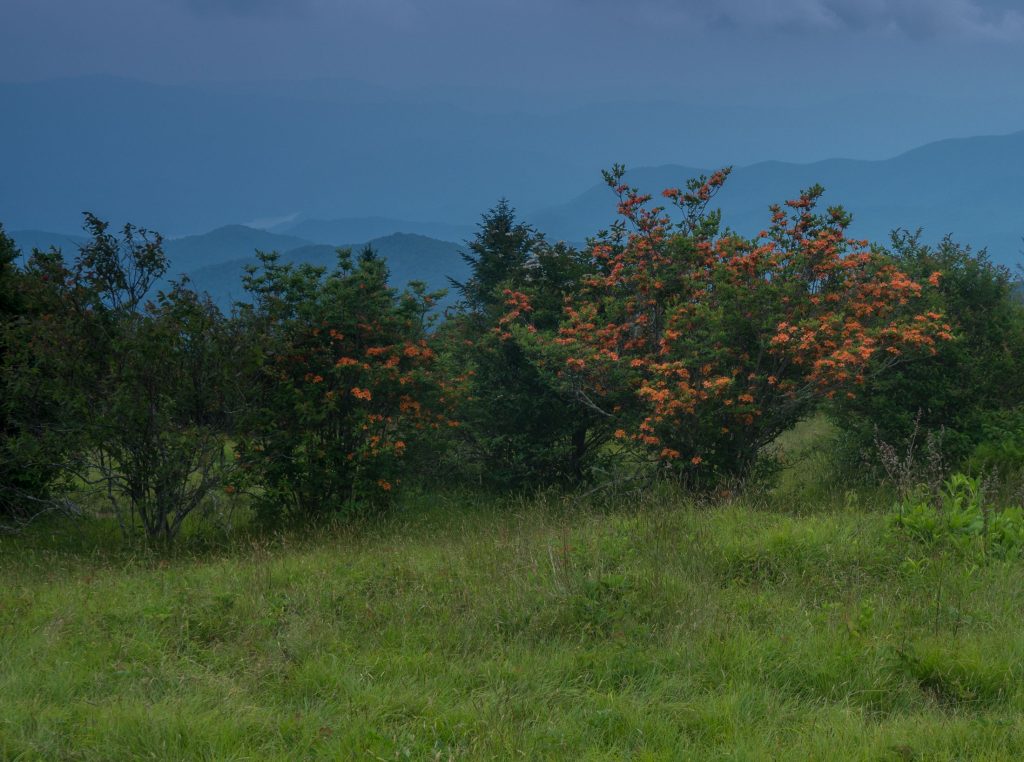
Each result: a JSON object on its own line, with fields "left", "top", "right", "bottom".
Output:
{"left": 2, "top": 421, "right": 1024, "bottom": 760}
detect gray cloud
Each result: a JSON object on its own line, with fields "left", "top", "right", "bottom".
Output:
{"left": 601, "top": 0, "right": 1024, "bottom": 39}
{"left": 153, "top": 0, "right": 1024, "bottom": 40}
{"left": 577, "top": 0, "right": 1021, "bottom": 42}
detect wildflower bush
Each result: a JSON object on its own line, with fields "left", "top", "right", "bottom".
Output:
{"left": 235, "top": 247, "right": 449, "bottom": 520}
{"left": 510, "top": 166, "right": 949, "bottom": 484}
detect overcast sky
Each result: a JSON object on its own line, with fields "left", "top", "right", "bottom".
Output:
{"left": 3, "top": 0, "right": 1023, "bottom": 107}
{"left": 3, "top": 0, "right": 1024, "bottom": 235}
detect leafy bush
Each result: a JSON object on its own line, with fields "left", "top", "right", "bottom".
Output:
{"left": 966, "top": 407, "right": 1024, "bottom": 484}
{"left": 832, "top": 231, "right": 1024, "bottom": 467}
{"left": 235, "top": 247, "right": 449, "bottom": 520}
{"left": 0, "top": 226, "right": 56, "bottom": 517}
{"left": 891, "top": 473, "right": 1024, "bottom": 560}
{"left": 441, "top": 201, "right": 608, "bottom": 487}
{"left": 1, "top": 216, "right": 238, "bottom": 541}
{"left": 513, "top": 167, "right": 948, "bottom": 485}
{"left": 90, "top": 283, "right": 238, "bottom": 542}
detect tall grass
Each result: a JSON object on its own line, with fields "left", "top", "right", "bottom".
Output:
{"left": 2, "top": 422, "right": 1023, "bottom": 759}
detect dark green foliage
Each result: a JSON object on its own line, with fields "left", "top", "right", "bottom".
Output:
{"left": 0, "top": 225, "right": 19, "bottom": 316}
{"left": 1, "top": 215, "right": 235, "bottom": 541}
{"left": 966, "top": 407, "right": 1024, "bottom": 484}
{"left": 0, "top": 225, "right": 44, "bottom": 517}
{"left": 450, "top": 199, "right": 535, "bottom": 313}
{"left": 0, "top": 225, "right": 87, "bottom": 518}
{"left": 442, "top": 201, "right": 606, "bottom": 487}
{"left": 832, "top": 230, "right": 1024, "bottom": 467}
{"left": 88, "top": 283, "right": 236, "bottom": 542}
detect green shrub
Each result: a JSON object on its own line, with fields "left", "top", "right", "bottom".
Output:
{"left": 890, "top": 473, "right": 1024, "bottom": 560}
{"left": 0, "top": 225, "right": 53, "bottom": 517}
{"left": 441, "top": 200, "right": 607, "bottom": 487}
{"left": 832, "top": 231, "right": 1024, "bottom": 468}
{"left": 234, "top": 247, "right": 448, "bottom": 521}
{"left": 966, "top": 407, "right": 1024, "bottom": 484}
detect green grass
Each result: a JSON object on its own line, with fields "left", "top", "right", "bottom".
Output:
{"left": 3, "top": 423, "right": 1024, "bottom": 759}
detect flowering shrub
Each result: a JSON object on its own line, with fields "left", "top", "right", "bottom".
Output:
{"left": 511, "top": 166, "right": 949, "bottom": 483}
{"left": 235, "top": 247, "right": 449, "bottom": 519}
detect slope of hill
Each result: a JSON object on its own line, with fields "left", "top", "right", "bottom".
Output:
{"left": 8, "top": 230, "right": 88, "bottom": 259}
{"left": 532, "top": 131, "right": 1024, "bottom": 267}
{"left": 277, "top": 217, "right": 476, "bottom": 247}
{"left": 186, "top": 233, "right": 468, "bottom": 309}
{"left": 163, "top": 225, "right": 314, "bottom": 276}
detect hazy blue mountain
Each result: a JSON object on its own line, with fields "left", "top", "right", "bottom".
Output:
{"left": 3, "top": 76, "right": 1023, "bottom": 268}
{"left": 8, "top": 230, "right": 88, "bottom": 259}
{"left": 186, "top": 233, "right": 469, "bottom": 309}
{"left": 533, "top": 131, "right": 1024, "bottom": 267}
{"left": 0, "top": 76, "right": 592, "bottom": 236}
{"left": 11, "top": 77, "right": 1024, "bottom": 241}
{"left": 163, "top": 225, "right": 315, "bottom": 276}
{"left": 277, "top": 217, "right": 475, "bottom": 247}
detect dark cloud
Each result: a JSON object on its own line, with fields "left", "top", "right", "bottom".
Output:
{"left": 1, "top": 0, "right": 1022, "bottom": 94}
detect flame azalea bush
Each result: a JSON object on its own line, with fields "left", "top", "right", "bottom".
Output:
{"left": 235, "top": 248, "right": 449, "bottom": 519}
{"left": 511, "top": 166, "right": 950, "bottom": 484}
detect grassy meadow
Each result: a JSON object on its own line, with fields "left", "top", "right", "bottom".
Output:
{"left": 2, "top": 420, "right": 1024, "bottom": 760}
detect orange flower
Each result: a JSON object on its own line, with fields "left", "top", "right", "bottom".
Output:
{"left": 614, "top": 429, "right": 627, "bottom": 439}
{"left": 377, "top": 479, "right": 392, "bottom": 492}
{"left": 351, "top": 387, "right": 372, "bottom": 401}
{"left": 691, "top": 456, "right": 703, "bottom": 465}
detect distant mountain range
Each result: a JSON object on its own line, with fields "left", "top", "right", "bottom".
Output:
{"left": 6, "top": 75, "right": 1024, "bottom": 250}
{"left": 7, "top": 126, "right": 1024, "bottom": 308}
{"left": 533, "top": 131, "right": 1024, "bottom": 267}
{"left": 184, "top": 232, "right": 468, "bottom": 309}
{"left": 273, "top": 217, "right": 476, "bottom": 247}
{"left": 8, "top": 226, "right": 469, "bottom": 310}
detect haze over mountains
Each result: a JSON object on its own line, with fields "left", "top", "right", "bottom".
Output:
{"left": 537, "top": 130, "right": 1024, "bottom": 265}
{"left": 7, "top": 226, "right": 471, "bottom": 310}
{"left": 3, "top": 76, "right": 1023, "bottom": 303}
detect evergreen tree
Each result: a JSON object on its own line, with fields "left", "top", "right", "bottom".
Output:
{"left": 451, "top": 198, "right": 537, "bottom": 316}
{"left": 442, "top": 201, "right": 606, "bottom": 487}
